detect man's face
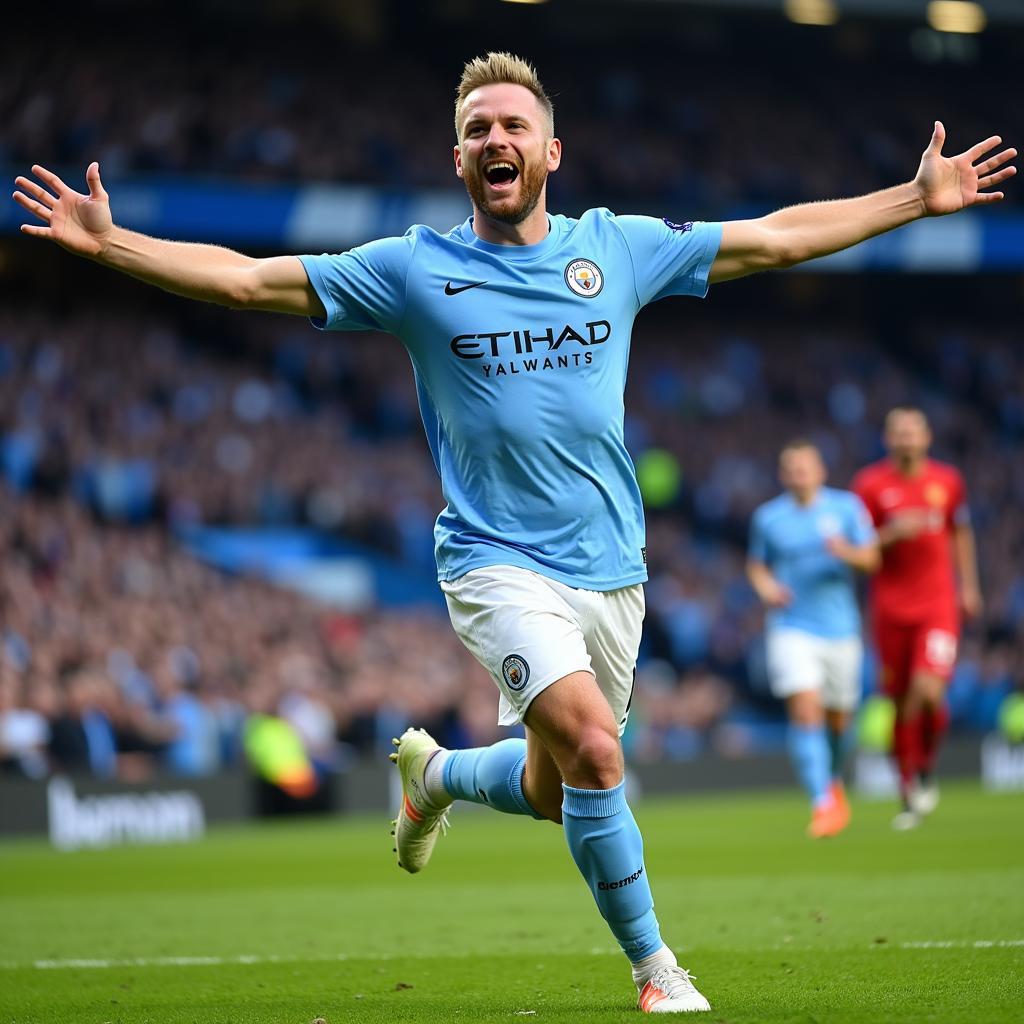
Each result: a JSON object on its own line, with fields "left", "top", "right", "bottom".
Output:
{"left": 885, "top": 411, "right": 931, "bottom": 463}
{"left": 779, "top": 446, "right": 826, "bottom": 496}
{"left": 454, "top": 83, "right": 561, "bottom": 225}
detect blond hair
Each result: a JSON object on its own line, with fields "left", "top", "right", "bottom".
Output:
{"left": 454, "top": 52, "right": 554, "bottom": 140}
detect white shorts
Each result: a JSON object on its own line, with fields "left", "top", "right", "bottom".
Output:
{"left": 766, "top": 628, "right": 863, "bottom": 711}
{"left": 441, "top": 564, "right": 644, "bottom": 735}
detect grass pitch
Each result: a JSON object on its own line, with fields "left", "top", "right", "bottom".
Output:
{"left": 1, "top": 782, "right": 1022, "bottom": 1023}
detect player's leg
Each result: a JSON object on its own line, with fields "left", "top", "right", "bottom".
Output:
{"left": 915, "top": 687, "right": 949, "bottom": 814}
{"left": 766, "top": 630, "right": 837, "bottom": 834}
{"left": 890, "top": 624, "right": 956, "bottom": 828}
{"left": 875, "top": 618, "right": 923, "bottom": 829}
{"left": 905, "top": 624, "right": 958, "bottom": 816}
{"left": 787, "top": 689, "right": 847, "bottom": 838}
{"left": 524, "top": 670, "right": 709, "bottom": 1013}
{"left": 414, "top": 723, "right": 563, "bottom": 821}
{"left": 900, "top": 672, "right": 945, "bottom": 816}
{"left": 891, "top": 684, "right": 925, "bottom": 830}
{"left": 572, "top": 583, "right": 709, "bottom": 1012}
{"left": 824, "top": 706, "right": 852, "bottom": 812}
{"left": 785, "top": 690, "right": 831, "bottom": 805}
{"left": 391, "top": 566, "right": 592, "bottom": 872}
{"left": 522, "top": 724, "right": 566, "bottom": 823}
{"left": 825, "top": 707, "right": 853, "bottom": 783}
{"left": 821, "top": 635, "right": 862, "bottom": 832}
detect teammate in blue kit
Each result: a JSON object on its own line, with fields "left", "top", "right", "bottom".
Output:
{"left": 15, "top": 51, "right": 1015, "bottom": 1014}
{"left": 747, "top": 441, "right": 880, "bottom": 839}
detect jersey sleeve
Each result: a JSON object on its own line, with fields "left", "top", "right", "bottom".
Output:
{"left": 613, "top": 215, "right": 723, "bottom": 306}
{"left": 846, "top": 493, "right": 877, "bottom": 546}
{"left": 298, "top": 234, "right": 414, "bottom": 334}
{"left": 748, "top": 506, "right": 770, "bottom": 564}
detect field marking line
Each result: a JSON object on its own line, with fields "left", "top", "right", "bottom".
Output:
{"left": 893, "top": 939, "right": 1024, "bottom": 950}
{"left": 2, "top": 940, "right": 1020, "bottom": 971}
{"left": 4, "top": 953, "right": 350, "bottom": 971}
{"left": 0, "top": 949, "right": 627, "bottom": 971}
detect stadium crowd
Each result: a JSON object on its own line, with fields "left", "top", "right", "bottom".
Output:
{"left": 0, "top": 298, "right": 1020, "bottom": 781}
{"left": 2, "top": 4, "right": 1020, "bottom": 782}
{"left": 1, "top": 22, "right": 1018, "bottom": 214}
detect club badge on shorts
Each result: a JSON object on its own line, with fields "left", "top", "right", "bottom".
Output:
{"left": 564, "top": 258, "right": 604, "bottom": 297}
{"left": 501, "top": 654, "right": 531, "bottom": 691}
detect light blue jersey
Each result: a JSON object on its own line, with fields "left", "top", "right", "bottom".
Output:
{"left": 748, "top": 487, "right": 876, "bottom": 639}
{"left": 300, "top": 210, "right": 721, "bottom": 590}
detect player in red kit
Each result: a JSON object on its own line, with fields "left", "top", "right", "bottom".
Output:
{"left": 852, "top": 408, "right": 982, "bottom": 830}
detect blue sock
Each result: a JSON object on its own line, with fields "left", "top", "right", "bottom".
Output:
{"left": 788, "top": 723, "right": 832, "bottom": 807}
{"left": 442, "top": 739, "right": 542, "bottom": 817}
{"left": 827, "top": 726, "right": 850, "bottom": 781}
{"left": 561, "top": 782, "right": 663, "bottom": 963}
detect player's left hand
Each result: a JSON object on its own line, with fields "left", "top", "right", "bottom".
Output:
{"left": 960, "top": 584, "right": 984, "bottom": 621}
{"left": 914, "top": 122, "right": 1016, "bottom": 216}
{"left": 825, "top": 535, "right": 852, "bottom": 562}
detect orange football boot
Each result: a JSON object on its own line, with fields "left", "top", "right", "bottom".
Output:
{"left": 807, "top": 794, "right": 849, "bottom": 839}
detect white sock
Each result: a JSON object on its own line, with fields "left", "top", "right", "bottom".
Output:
{"left": 631, "top": 943, "right": 678, "bottom": 989}
{"left": 422, "top": 748, "right": 452, "bottom": 806}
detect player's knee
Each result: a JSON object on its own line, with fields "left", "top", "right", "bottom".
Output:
{"left": 912, "top": 672, "right": 945, "bottom": 706}
{"left": 787, "top": 690, "right": 822, "bottom": 726}
{"left": 565, "top": 725, "right": 623, "bottom": 790}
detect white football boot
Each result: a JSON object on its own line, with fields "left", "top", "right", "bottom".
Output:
{"left": 389, "top": 727, "right": 452, "bottom": 874}
{"left": 891, "top": 809, "right": 922, "bottom": 831}
{"left": 909, "top": 778, "right": 940, "bottom": 817}
{"left": 637, "top": 966, "right": 711, "bottom": 1013}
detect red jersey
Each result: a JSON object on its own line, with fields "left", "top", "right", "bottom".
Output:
{"left": 851, "top": 458, "right": 967, "bottom": 624}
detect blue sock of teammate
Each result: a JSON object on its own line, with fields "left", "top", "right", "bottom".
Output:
{"left": 788, "top": 722, "right": 832, "bottom": 807}
{"left": 562, "top": 781, "right": 663, "bottom": 963}
{"left": 441, "top": 739, "right": 542, "bottom": 817}
{"left": 827, "top": 725, "right": 851, "bottom": 782}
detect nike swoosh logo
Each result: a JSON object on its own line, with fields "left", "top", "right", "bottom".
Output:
{"left": 444, "top": 280, "right": 487, "bottom": 295}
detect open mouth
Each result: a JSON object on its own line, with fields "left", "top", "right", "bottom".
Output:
{"left": 483, "top": 160, "right": 520, "bottom": 190}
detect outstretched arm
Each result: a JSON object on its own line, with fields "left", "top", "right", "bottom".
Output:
{"left": 710, "top": 122, "right": 1017, "bottom": 283}
{"left": 13, "top": 162, "right": 324, "bottom": 317}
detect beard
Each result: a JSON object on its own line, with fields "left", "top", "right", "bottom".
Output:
{"left": 463, "top": 155, "right": 548, "bottom": 225}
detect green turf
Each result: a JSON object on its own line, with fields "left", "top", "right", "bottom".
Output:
{"left": 1, "top": 782, "right": 1022, "bottom": 1023}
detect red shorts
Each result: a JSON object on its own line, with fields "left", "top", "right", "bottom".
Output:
{"left": 873, "top": 613, "right": 960, "bottom": 696}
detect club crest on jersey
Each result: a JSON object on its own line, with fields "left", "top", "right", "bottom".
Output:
{"left": 501, "top": 654, "right": 530, "bottom": 692}
{"left": 816, "top": 513, "right": 841, "bottom": 538}
{"left": 564, "top": 259, "right": 604, "bottom": 298}
{"left": 925, "top": 482, "right": 948, "bottom": 506}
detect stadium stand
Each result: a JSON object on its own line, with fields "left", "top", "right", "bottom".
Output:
{"left": 1, "top": 288, "right": 1020, "bottom": 777}
{"left": 1, "top": 1, "right": 1020, "bottom": 781}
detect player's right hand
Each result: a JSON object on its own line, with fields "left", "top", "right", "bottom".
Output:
{"left": 960, "top": 584, "right": 984, "bottom": 621}
{"left": 13, "top": 162, "right": 113, "bottom": 258}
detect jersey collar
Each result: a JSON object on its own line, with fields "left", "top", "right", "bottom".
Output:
{"left": 456, "top": 215, "right": 562, "bottom": 261}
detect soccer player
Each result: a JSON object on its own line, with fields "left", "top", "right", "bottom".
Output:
{"left": 852, "top": 408, "right": 983, "bottom": 831}
{"left": 747, "top": 441, "right": 879, "bottom": 839}
{"left": 14, "top": 52, "right": 1013, "bottom": 1014}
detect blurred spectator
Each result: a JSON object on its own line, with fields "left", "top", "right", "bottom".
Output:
{"left": 47, "top": 671, "right": 117, "bottom": 778}
{"left": 3, "top": 0, "right": 1022, "bottom": 769}
{"left": 0, "top": 285, "right": 1020, "bottom": 772}
{"left": 0, "top": 13, "right": 1018, "bottom": 211}
{"left": 0, "top": 669, "right": 50, "bottom": 778}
